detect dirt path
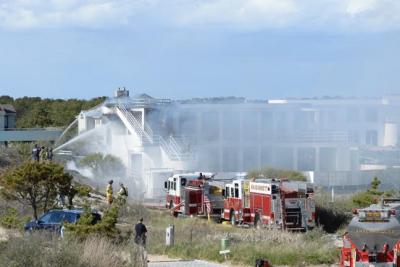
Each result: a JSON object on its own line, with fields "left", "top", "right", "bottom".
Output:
{"left": 147, "top": 254, "right": 248, "bottom": 267}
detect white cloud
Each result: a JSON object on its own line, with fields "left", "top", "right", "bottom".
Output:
{"left": 1, "top": 0, "right": 400, "bottom": 31}
{"left": 0, "top": 0, "right": 140, "bottom": 29}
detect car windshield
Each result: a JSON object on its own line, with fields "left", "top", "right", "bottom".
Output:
{"left": 39, "top": 213, "right": 52, "bottom": 223}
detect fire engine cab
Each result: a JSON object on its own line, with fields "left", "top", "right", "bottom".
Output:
{"left": 223, "top": 178, "right": 315, "bottom": 231}
{"left": 164, "top": 172, "right": 224, "bottom": 217}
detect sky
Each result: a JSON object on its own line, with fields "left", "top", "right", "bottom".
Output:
{"left": 0, "top": 0, "right": 400, "bottom": 100}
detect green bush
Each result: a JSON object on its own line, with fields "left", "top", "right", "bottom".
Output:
{"left": 0, "top": 207, "right": 29, "bottom": 229}
{"left": 78, "top": 153, "right": 126, "bottom": 179}
{"left": 66, "top": 204, "right": 120, "bottom": 239}
{"left": 76, "top": 185, "right": 92, "bottom": 197}
{"left": 351, "top": 176, "right": 393, "bottom": 208}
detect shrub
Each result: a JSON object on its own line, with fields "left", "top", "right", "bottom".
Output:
{"left": 78, "top": 153, "right": 126, "bottom": 180}
{"left": 76, "top": 184, "right": 92, "bottom": 197}
{"left": 0, "top": 207, "right": 29, "bottom": 229}
{"left": 66, "top": 204, "right": 120, "bottom": 239}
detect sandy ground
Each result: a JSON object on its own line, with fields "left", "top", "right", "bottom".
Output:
{"left": 148, "top": 254, "right": 251, "bottom": 267}
{"left": 0, "top": 226, "right": 21, "bottom": 241}
{"left": 0, "top": 226, "right": 8, "bottom": 241}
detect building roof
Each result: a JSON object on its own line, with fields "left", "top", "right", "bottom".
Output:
{"left": 0, "top": 104, "right": 16, "bottom": 113}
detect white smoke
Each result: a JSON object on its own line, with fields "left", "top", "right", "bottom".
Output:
{"left": 65, "top": 160, "right": 94, "bottom": 179}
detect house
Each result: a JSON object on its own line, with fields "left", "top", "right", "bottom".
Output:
{"left": 0, "top": 104, "right": 16, "bottom": 130}
{"left": 57, "top": 89, "right": 400, "bottom": 199}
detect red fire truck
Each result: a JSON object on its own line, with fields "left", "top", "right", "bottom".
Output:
{"left": 164, "top": 172, "right": 224, "bottom": 217}
{"left": 222, "top": 178, "right": 315, "bottom": 230}
{"left": 340, "top": 199, "right": 400, "bottom": 267}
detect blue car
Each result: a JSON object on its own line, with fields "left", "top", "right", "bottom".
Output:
{"left": 24, "top": 209, "right": 101, "bottom": 232}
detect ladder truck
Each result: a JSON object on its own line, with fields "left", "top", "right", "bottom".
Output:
{"left": 164, "top": 172, "right": 224, "bottom": 218}
{"left": 222, "top": 178, "right": 315, "bottom": 230}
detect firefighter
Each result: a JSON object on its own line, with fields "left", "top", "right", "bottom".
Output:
{"left": 39, "top": 146, "right": 47, "bottom": 162}
{"left": 106, "top": 180, "right": 114, "bottom": 205}
{"left": 117, "top": 183, "right": 128, "bottom": 205}
{"left": 134, "top": 218, "right": 147, "bottom": 247}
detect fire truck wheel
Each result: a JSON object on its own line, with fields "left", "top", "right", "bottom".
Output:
{"left": 230, "top": 210, "right": 236, "bottom": 226}
{"left": 254, "top": 213, "right": 261, "bottom": 229}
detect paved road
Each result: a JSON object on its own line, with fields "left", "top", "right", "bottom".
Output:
{"left": 148, "top": 259, "right": 226, "bottom": 267}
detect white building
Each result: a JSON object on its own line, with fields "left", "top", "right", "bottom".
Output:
{"left": 57, "top": 89, "right": 400, "bottom": 199}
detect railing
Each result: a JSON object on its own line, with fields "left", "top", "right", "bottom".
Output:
{"left": 114, "top": 103, "right": 192, "bottom": 161}
{"left": 106, "top": 97, "right": 172, "bottom": 108}
{"left": 159, "top": 136, "right": 180, "bottom": 161}
{"left": 114, "top": 105, "right": 153, "bottom": 144}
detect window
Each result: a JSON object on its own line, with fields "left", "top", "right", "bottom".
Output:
{"left": 181, "top": 178, "right": 187, "bottom": 186}
{"left": 49, "top": 211, "right": 64, "bottom": 223}
{"left": 366, "top": 130, "right": 378, "bottom": 146}
{"left": 225, "top": 187, "right": 229, "bottom": 197}
{"left": 64, "top": 213, "right": 77, "bottom": 223}
{"left": 173, "top": 182, "right": 176, "bottom": 190}
{"left": 230, "top": 187, "right": 234, "bottom": 198}
{"left": 234, "top": 183, "right": 239, "bottom": 198}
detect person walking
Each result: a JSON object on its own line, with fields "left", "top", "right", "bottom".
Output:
{"left": 134, "top": 218, "right": 147, "bottom": 247}
{"left": 106, "top": 180, "right": 114, "bottom": 205}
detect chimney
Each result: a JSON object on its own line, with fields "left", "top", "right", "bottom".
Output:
{"left": 115, "top": 87, "right": 130, "bottom": 98}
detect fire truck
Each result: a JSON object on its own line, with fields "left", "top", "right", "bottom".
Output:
{"left": 164, "top": 172, "right": 224, "bottom": 217}
{"left": 222, "top": 178, "right": 315, "bottom": 230}
{"left": 340, "top": 198, "right": 400, "bottom": 267}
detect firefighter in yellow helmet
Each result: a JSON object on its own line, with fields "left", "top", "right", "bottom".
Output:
{"left": 106, "top": 180, "right": 114, "bottom": 205}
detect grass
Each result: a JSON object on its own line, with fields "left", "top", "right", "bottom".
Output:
{"left": 0, "top": 233, "right": 147, "bottom": 267}
{"left": 138, "top": 209, "right": 340, "bottom": 266}
{"left": 0, "top": 194, "right": 341, "bottom": 266}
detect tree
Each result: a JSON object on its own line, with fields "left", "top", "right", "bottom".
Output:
{"left": 247, "top": 167, "right": 307, "bottom": 181}
{"left": 0, "top": 161, "right": 73, "bottom": 219}
{"left": 0, "top": 94, "right": 106, "bottom": 128}
{"left": 352, "top": 176, "right": 392, "bottom": 207}
{"left": 79, "top": 153, "right": 126, "bottom": 179}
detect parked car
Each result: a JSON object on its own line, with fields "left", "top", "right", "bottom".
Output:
{"left": 24, "top": 209, "right": 101, "bottom": 233}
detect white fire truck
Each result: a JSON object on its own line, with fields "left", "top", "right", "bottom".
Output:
{"left": 164, "top": 172, "right": 224, "bottom": 217}
{"left": 222, "top": 178, "right": 315, "bottom": 230}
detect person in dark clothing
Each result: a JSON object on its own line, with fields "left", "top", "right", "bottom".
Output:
{"left": 32, "top": 144, "right": 40, "bottom": 161}
{"left": 134, "top": 218, "right": 147, "bottom": 247}
{"left": 47, "top": 148, "right": 53, "bottom": 161}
